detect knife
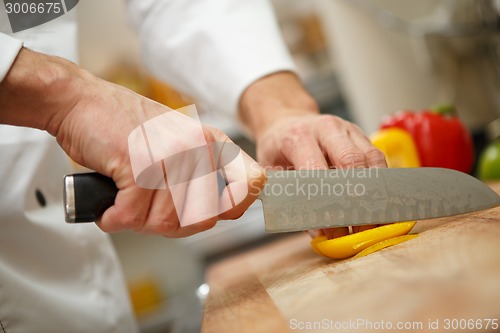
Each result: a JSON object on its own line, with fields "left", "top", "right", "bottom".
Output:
{"left": 64, "top": 168, "right": 500, "bottom": 232}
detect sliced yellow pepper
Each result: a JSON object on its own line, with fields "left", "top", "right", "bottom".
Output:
{"left": 371, "top": 128, "right": 420, "bottom": 168}
{"left": 309, "top": 128, "right": 420, "bottom": 259}
{"left": 312, "top": 222, "right": 416, "bottom": 259}
{"left": 352, "top": 234, "right": 419, "bottom": 260}
{"left": 310, "top": 235, "right": 328, "bottom": 256}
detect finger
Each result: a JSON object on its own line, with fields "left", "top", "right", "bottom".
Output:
{"left": 281, "top": 124, "right": 329, "bottom": 169}
{"left": 140, "top": 186, "right": 219, "bottom": 237}
{"left": 352, "top": 225, "right": 377, "bottom": 233}
{"left": 218, "top": 149, "right": 266, "bottom": 220}
{"left": 98, "top": 185, "right": 153, "bottom": 232}
{"left": 175, "top": 168, "right": 219, "bottom": 227}
{"left": 281, "top": 121, "right": 351, "bottom": 239}
{"left": 138, "top": 188, "right": 178, "bottom": 235}
{"left": 348, "top": 124, "right": 388, "bottom": 168}
{"left": 323, "top": 227, "right": 350, "bottom": 239}
{"left": 315, "top": 117, "right": 369, "bottom": 237}
{"left": 317, "top": 117, "right": 367, "bottom": 168}
{"left": 277, "top": 125, "right": 352, "bottom": 237}
{"left": 165, "top": 217, "right": 218, "bottom": 238}
{"left": 348, "top": 126, "right": 386, "bottom": 233}
{"left": 151, "top": 216, "right": 219, "bottom": 238}
{"left": 202, "top": 126, "right": 266, "bottom": 220}
{"left": 306, "top": 229, "right": 323, "bottom": 238}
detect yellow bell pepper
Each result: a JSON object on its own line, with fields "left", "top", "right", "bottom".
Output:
{"left": 310, "top": 235, "right": 328, "bottom": 256}
{"left": 309, "top": 129, "right": 420, "bottom": 259}
{"left": 312, "top": 222, "right": 416, "bottom": 259}
{"left": 370, "top": 128, "right": 420, "bottom": 168}
{"left": 352, "top": 234, "right": 418, "bottom": 260}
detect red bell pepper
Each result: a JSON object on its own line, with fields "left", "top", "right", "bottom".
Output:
{"left": 380, "top": 105, "right": 474, "bottom": 173}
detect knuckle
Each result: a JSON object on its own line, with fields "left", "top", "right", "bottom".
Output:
{"left": 337, "top": 148, "right": 365, "bottom": 167}
{"left": 347, "top": 122, "right": 363, "bottom": 134}
{"left": 288, "top": 121, "right": 310, "bottom": 139}
{"left": 204, "top": 126, "right": 227, "bottom": 143}
{"left": 318, "top": 115, "right": 342, "bottom": 130}
{"left": 305, "top": 163, "right": 328, "bottom": 170}
{"left": 281, "top": 138, "right": 298, "bottom": 159}
{"left": 197, "top": 218, "right": 218, "bottom": 232}
{"left": 365, "top": 147, "right": 386, "bottom": 162}
{"left": 281, "top": 122, "right": 311, "bottom": 155}
{"left": 149, "top": 219, "right": 180, "bottom": 235}
{"left": 118, "top": 212, "right": 146, "bottom": 231}
{"left": 202, "top": 126, "right": 216, "bottom": 143}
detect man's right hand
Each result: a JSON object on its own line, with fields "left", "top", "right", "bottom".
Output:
{"left": 239, "top": 72, "right": 388, "bottom": 239}
{"left": 0, "top": 48, "right": 266, "bottom": 237}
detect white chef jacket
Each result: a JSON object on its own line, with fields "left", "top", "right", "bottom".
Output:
{"left": 125, "top": 0, "right": 295, "bottom": 115}
{"left": 0, "top": 1, "right": 294, "bottom": 332}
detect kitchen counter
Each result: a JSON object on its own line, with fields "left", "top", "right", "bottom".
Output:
{"left": 202, "top": 183, "right": 500, "bottom": 332}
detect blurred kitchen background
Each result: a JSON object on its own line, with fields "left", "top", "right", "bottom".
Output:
{"left": 76, "top": 0, "right": 500, "bottom": 332}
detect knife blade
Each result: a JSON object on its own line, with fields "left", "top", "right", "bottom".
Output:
{"left": 64, "top": 168, "right": 500, "bottom": 232}
{"left": 261, "top": 168, "right": 500, "bottom": 232}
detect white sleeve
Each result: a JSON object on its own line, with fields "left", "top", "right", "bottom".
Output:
{"left": 0, "top": 33, "right": 23, "bottom": 82}
{"left": 126, "top": 0, "right": 296, "bottom": 115}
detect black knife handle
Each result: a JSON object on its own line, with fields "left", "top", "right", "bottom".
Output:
{"left": 64, "top": 172, "right": 118, "bottom": 223}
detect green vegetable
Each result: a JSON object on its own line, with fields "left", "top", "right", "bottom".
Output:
{"left": 478, "top": 140, "right": 500, "bottom": 181}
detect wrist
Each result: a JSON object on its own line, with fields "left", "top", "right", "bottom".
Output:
{"left": 238, "top": 72, "right": 319, "bottom": 139}
{"left": 0, "top": 48, "right": 92, "bottom": 135}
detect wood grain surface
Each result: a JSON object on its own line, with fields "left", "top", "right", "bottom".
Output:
{"left": 202, "top": 183, "right": 500, "bottom": 333}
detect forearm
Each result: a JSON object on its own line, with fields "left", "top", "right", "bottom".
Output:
{"left": 0, "top": 48, "right": 89, "bottom": 135}
{"left": 238, "top": 72, "right": 320, "bottom": 139}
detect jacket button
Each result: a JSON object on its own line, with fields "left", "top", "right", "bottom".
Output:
{"left": 35, "top": 189, "right": 47, "bottom": 207}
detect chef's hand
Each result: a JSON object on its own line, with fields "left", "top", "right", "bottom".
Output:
{"left": 239, "top": 72, "right": 388, "bottom": 239}
{"left": 0, "top": 48, "right": 265, "bottom": 237}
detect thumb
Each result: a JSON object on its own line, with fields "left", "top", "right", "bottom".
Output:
{"left": 203, "top": 127, "right": 266, "bottom": 220}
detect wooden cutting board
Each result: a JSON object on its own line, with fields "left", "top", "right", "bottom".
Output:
{"left": 202, "top": 183, "right": 500, "bottom": 333}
